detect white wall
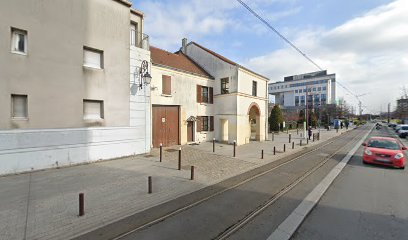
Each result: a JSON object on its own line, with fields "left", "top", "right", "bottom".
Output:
{"left": 151, "top": 65, "right": 215, "bottom": 144}
{"left": 0, "top": 127, "right": 147, "bottom": 176}
{"left": 130, "top": 46, "right": 151, "bottom": 151}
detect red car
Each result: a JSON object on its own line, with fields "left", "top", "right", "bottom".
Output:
{"left": 362, "top": 137, "right": 407, "bottom": 169}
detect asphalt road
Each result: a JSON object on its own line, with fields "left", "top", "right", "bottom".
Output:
{"left": 103, "top": 126, "right": 371, "bottom": 240}
{"left": 292, "top": 125, "right": 408, "bottom": 240}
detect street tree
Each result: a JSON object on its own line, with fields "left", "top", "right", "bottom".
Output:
{"left": 270, "top": 105, "right": 283, "bottom": 132}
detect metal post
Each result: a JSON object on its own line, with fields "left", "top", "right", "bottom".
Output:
{"left": 190, "top": 166, "right": 195, "bottom": 180}
{"left": 284, "top": 144, "right": 286, "bottom": 152}
{"left": 79, "top": 193, "right": 84, "bottom": 217}
{"left": 261, "top": 150, "right": 264, "bottom": 159}
{"left": 212, "top": 138, "right": 215, "bottom": 152}
{"left": 148, "top": 176, "right": 152, "bottom": 194}
{"left": 289, "top": 134, "right": 291, "bottom": 143}
{"left": 307, "top": 138, "right": 309, "bottom": 144}
{"left": 233, "top": 140, "right": 236, "bottom": 157}
{"left": 273, "top": 146, "right": 276, "bottom": 155}
{"left": 159, "top": 143, "right": 162, "bottom": 162}
{"left": 178, "top": 148, "right": 181, "bottom": 170}
{"left": 300, "top": 140, "right": 302, "bottom": 146}
{"left": 292, "top": 142, "right": 294, "bottom": 149}
{"left": 313, "top": 134, "right": 315, "bottom": 142}
{"left": 297, "top": 128, "right": 299, "bottom": 135}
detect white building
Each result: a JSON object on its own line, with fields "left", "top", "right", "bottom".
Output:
{"left": 182, "top": 39, "right": 269, "bottom": 145}
{"left": 268, "top": 70, "right": 336, "bottom": 108}
{"left": 0, "top": 0, "right": 151, "bottom": 175}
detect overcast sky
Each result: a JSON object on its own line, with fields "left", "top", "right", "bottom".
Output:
{"left": 131, "top": 0, "right": 408, "bottom": 114}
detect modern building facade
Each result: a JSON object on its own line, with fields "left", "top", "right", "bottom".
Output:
{"left": 268, "top": 70, "right": 336, "bottom": 108}
{"left": 182, "top": 39, "right": 269, "bottom": 145}
{"left": 0, "top": 0, "right": 151, "bottom": 175}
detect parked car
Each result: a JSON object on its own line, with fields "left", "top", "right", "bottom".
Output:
{"left": 397, "top": 125, "right": 408, "bottom": 138}
{"left": 362, "top": 137, "right": 406, "bottom": 169}
{"left": 388, "top": 123, "right": 397, "bottom": 128}
{"left": 395, "top": 124, "right": 404, "bottom": 133}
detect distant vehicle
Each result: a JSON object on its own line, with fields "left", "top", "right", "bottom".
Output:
{"left": 362, "top": 137, "right": 406, "bottom": 169}
{"left": 395, "top": 124, "right": 404, "bottom": 133}
{"left": 388, "top": 123, "right": 397, "bottom": 128}
{"left": 397, "top": 125, "right": 408, "bottom": 138}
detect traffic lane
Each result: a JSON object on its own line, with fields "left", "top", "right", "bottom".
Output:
{"left": 227, "top": 127, "right": 367, "bottom": 240}
{"left": 292, "top": 127, "right": 408, "bottom": 240}
{"left": 118, "top": 127, "right": 364, "bottom": 240}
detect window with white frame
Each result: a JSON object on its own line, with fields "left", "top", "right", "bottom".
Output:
{"left": 11, "top": 28, "right": 27, "bottom": 54}
{"left": 83, "top": 100, "right": 104, "bottom": 120}
{"left": 11, "top": 94, "right": 28, "bottom": 119}
{"left": 83, "top": 47, "right": 103, "bottom": 69}
{"left": 130, "top": 22, "right": 138, "bottom": 47}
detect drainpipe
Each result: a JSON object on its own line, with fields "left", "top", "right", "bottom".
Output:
{"left": 265, "top": 81, "right": 269, "bottom": 141}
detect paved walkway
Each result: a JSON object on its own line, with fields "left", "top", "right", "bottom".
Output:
{"left": 0, "top": 128, "right": 350, "bottom": 240}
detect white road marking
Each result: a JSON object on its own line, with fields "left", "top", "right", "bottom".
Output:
{"left": 266, "top": 126, "right": 373, "bottom": 240}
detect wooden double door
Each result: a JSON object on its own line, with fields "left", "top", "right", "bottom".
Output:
{"left": 152, "top": 105, "right": 180, "bottom": 147}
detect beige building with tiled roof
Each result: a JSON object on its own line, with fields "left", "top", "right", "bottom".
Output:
{"left": 150, "top": 46, "right": 215, "bottom": 146}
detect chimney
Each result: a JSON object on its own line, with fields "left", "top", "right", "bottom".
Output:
{"left": 182, "top": 38, "right": 188, "bottom": 54}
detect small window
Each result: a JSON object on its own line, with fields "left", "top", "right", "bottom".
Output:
{"left": 83, "top": 47, "right": 103, "bottom": 69}
{"left": 202, "top": 86, "right": 209, "bottom": 102}
{"left": 202, "top": 116, "right": 209, "bottom": 131}
{"left": 323, "top": 86, "right": 327, "bottom": 91}
{"left": 318, "top": 87, "right": 322, "bottom": 91}
{"left": 221, "top": 77, "right": 229, "bottom": 94}
{"left": 83, "top": 100, "right": 104, "bottom": 120}
{"left": 295, "top": 90, "right": 298, "bottom": 93}
{"left": 313, "top": 88, "right": 316, "bottom": 91}
{"left": 130, "top": 22, "right": 138, "bottom": 47}
{"left": 11, "top": 28, "right": 27, "bottom": 54}
{"left": 252, "top": 81, "right": 257, "bottom": 96}
{"left": 11, "top": 94, "right": 28, "bottom": 119}
{"left": 162, "top": 75, "right": 171, "bottom": 95}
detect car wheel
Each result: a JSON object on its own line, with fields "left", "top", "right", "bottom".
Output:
{"left": 401, "top": 166, "right": 405, "bottom": 170}
{"left": 363, "top": 160, "right": 368, "bottom": 165}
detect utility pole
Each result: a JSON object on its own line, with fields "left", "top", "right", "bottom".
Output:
{"left": 359, "top": 101, "right": 363, "bottom": 116}
{"left": 387, "top": 103, "right": 390, "bottom": 123}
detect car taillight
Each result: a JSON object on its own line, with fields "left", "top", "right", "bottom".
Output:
{"left": 395, "top": 153, "right": 404, "bottom": 159}
{"left": 364, "top": 149, "right": 372, "bottom": 155}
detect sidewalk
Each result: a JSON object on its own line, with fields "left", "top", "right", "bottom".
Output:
{"left": 0, "top": 128, "right": 350, "bottom": 240}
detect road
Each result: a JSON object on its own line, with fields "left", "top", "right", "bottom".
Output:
{"left": 292, "top": 125, "right": 408, "bottom": 240}
{"left": 76, "top": 125, "right": 376, "bottom": 240}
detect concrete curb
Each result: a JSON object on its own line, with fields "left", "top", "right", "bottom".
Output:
{"left": 267, "top": 125, "right": 373, "bottom": 240}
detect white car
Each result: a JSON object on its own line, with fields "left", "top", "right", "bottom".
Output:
{"left": 395, "top": 124, "right": 404, "bottom": 133}
{"left": 397, "top": 125, "right": 408, "bottom": 138}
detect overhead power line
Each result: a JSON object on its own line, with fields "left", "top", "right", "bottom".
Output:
{"left": 236, "top": 0, "right": 362, "bottom": 102}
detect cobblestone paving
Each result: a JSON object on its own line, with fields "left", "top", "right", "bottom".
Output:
{"left": 0, "top": 128, "right": 350, "bottom": 240}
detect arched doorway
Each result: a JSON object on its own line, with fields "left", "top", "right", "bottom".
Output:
{"left": 248, "top": 103, "right": 261, "bottom": 141}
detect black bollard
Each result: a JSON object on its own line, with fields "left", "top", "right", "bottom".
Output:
{"left": 178, "top": 148, "right": 181, "bottom": 170}
{"left": 79, "top": 193, "right": 85, "bottom": 217}
{"left": 148, "top": 176, "right": 152, "bottom": 194}
{"left": 159, "top": 143, "right": 163, "bottom": 162}
{"left": 233, "top": 140, "right": 236, "bottom": 157}
{"left": 190, "top": 166, "right": 195, "bottom": 180}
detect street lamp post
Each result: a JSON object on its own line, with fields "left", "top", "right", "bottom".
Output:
{"left": 136, "top": 60, "right": 152, "bottom": 89}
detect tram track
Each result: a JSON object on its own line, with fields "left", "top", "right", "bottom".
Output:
{"left": 111, "top": 127, "right": 368, "bottom": 240}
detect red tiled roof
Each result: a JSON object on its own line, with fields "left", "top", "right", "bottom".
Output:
{"left": 150, "top": 46, "right": 213, "bottom": 79}
{"left": 191, "top": 42, "right": 269, "bottom": 80}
